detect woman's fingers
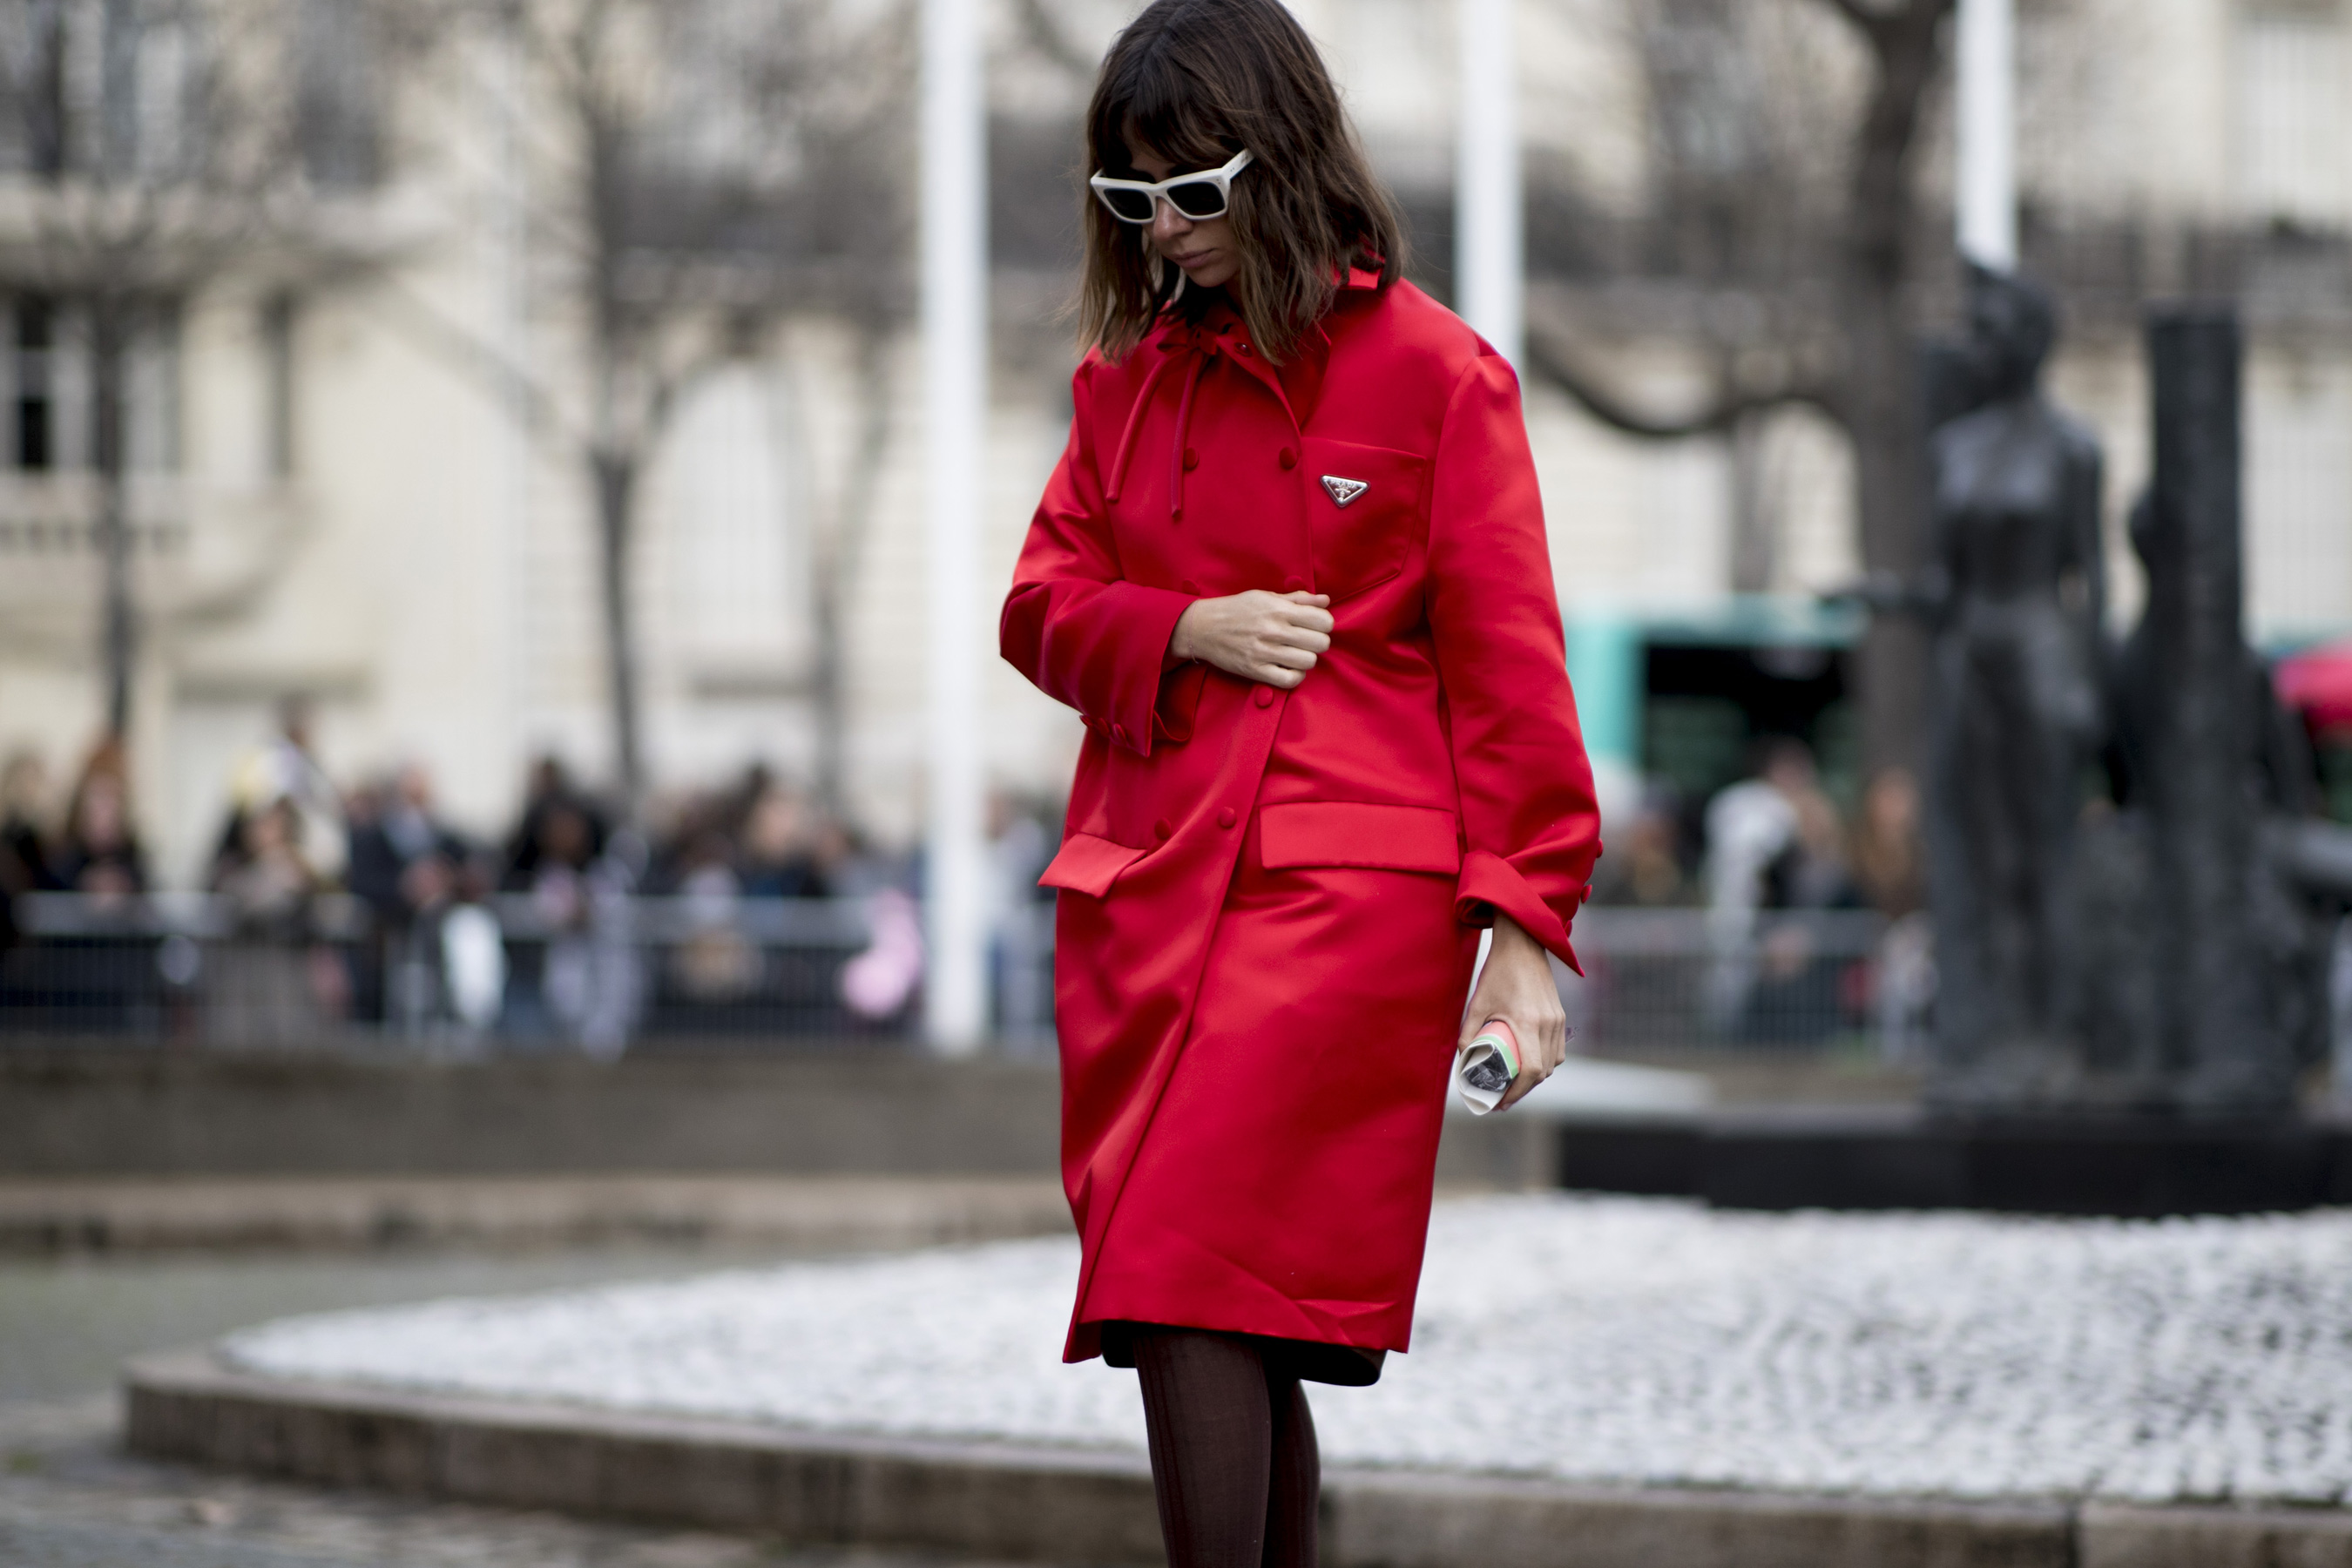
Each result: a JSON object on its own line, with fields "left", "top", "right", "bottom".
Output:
{"left": 1498, "top": 1006, "right": 1568, "bottom": 1109}
{"left": 1472, "top": 916, "right": 1569, "bottom": 1111}
{"left": 1173, "top": 590, "right": 1340, "bottom": 689}
{"left": 1494, "top": 1008, "right": 1565, "bottom": 1109}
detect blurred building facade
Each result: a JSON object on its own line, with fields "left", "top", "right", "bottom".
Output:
{"left": 0, "top": 0, "right": 2347, "bottom": 881}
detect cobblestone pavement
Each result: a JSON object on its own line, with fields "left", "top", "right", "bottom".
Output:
{"left": 0, "top": 1249, "right": 1106, "bottom": 1567}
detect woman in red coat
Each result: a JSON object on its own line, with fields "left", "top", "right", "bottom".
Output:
{"left": 999, "top": 2, "right": 1601, "bottom": 1559}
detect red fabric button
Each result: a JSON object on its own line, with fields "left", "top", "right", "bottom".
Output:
{"left": 1282, "top": 575, "right": 1307, "bottom": 592}
{"left": 1183, "top": 448, "right": 1199, "bottom": 471}
{"left": 1254, "top": 686, "right": 1274, "bottom": 708}
{"left": 1238, "top": 342, "right": 1252, "bottom": 355}
{"left": 1278, "top": 447, "right": 1296, "bottom": 470}
{"left": 1217, "top": 808, "right": 1237, "bottom": 829}
{"left": 1153, "top": 817, "right": 1173, "bottom": 841}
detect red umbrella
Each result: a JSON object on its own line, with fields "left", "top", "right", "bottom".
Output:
{"left": 2274, "top": 639, "right": 2352, "bottom": 731}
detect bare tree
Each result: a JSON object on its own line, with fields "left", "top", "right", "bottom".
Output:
{"left": 755, "top": 19, "right": 914, "bottom": 823}
{"left": 1527, "top": 0, "right": 1957, "bottom": 776}
{"left": 0, "top": 0, "right": 406, "bottom": 739}
{"left": 405, "top": 0, "right": 911, "bottom": 813}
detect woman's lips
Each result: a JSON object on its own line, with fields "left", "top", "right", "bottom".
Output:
{"left": 1167, "top": 250, "right": 1215, "bottom": 269}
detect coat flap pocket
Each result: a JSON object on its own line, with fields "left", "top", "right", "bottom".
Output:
{"left": 1300, "top": 437, "right": 1427, "bottom": 601}
{"left": 1038, "top": 832, "right": 1149, "bottom": 898}
{"left": 1260, "top": 802, "right": 1461, "bottom": 875}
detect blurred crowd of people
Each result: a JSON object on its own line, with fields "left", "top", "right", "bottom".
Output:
{"left": 1588, "top": 736, "right": 1933, "bottom": 1051}
{"left": 6, "top": 707, "right": 1923, "bottom": 1054}
{"left": 1, "top": 738, "right": 151, "bottom": 905}
{"left": 1, "top": 700, "right": 1059, "bottom": 1048}
{"left": 1591, "top": 738, "right": 1925, "bottom": 922}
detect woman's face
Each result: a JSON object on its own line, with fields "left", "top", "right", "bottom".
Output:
{"left": 1124, "top": 137, "right": 1241, "bottom": 293}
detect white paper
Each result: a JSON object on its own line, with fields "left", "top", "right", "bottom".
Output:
{"left": 1454, "top": 1031, "right": 1517, "bottom": 1116}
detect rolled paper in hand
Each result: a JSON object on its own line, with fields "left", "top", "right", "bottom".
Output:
{"left": 1455, "top": 1017, "right": 1521, "bottom": 1116}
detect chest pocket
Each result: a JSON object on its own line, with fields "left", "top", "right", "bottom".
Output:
{"left": 1299, "top": 436, "right": 1428, "bottom": 602}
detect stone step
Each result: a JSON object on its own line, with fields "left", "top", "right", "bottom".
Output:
{"left": 0, "top": 1175, "right": 1072, "bottom": 1256}
{"left": 124, "top": 1349, "right": 2352, "bottom": 1568}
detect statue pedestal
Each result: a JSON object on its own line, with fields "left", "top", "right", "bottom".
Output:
{"left": 1555, "top": 1107, "right": 2344, "bottom": 1217}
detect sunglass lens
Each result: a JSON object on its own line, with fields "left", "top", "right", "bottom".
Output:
{"left": 1166, "top": 180, "right": 1226, "bottom": 219}
{"left": 1099, "top": 188, "right": 1155, "bottom": 223}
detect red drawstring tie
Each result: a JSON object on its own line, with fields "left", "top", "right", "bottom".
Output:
{"left": 1169, "top": 351, "right": 1207, "bottom": 523}
{"left": 1102, "top": 323, "right": 1218, "bottom": 526}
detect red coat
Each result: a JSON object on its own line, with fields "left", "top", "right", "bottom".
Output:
{"left": 1001, "top": 271, "right": 1600, "bottom": 1367}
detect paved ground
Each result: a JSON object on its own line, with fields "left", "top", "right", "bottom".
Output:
{"left": 0, "top": 1247, "right": 1105, "bottom": 1567}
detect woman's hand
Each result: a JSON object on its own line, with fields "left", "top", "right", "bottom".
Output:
{"left": 1170, "top": 591, "right": 1333, "bottom": 689}
{"left": 1462, "top": 914, "right": 1569, "bottom": 1111}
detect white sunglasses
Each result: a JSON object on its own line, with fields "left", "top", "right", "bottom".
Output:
{"left": 1089, "top": 149, "right": 1255, "bottom": 225}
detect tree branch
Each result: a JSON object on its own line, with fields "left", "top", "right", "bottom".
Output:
{"left": 1009, "top": 0, "right": 1093, "bottom": 78}
{"left": 1522, "top": 321, "right": 1835, "bottom": 441}
{"left": 1815, "top": 0, "right": 1892, "bottom": 44}
{"left": 364, "top": 275, "right": 572, "bottom": 447}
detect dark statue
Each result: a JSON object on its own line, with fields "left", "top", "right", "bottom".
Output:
{"left": 1919, "top": 269, "right": 2107, "bottom": 1105}
{"left": 1863, "top": 281, "right": 2343, "bottom": 1117}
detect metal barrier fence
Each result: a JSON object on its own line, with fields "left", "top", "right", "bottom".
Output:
{"left": 0, "top": 891, "right": 970, "bottom": 1050}
{"left": 3, "top": 893, "right": 1916, "bottom": 1057}
{"left": 1560, "top": 907, "right": 1923, "bottom": 1060}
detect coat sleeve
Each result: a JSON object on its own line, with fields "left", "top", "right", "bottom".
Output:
{"left": 999, "top": 363, "right": 1201, "bottom": 757}
{"left": 1426, "top": 352, "right": 1603, "bottom": 971}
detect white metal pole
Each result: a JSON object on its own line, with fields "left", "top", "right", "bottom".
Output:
{"left": 1457, "top": 0, "right": 1523, "bottom": 367}
{"left": 493, "top": 19, "right": 531, "bottom": 840}
{"left": 922, "top": 0, "right": 990, "bottom": 1054}
{"left": 1956, "top": 0, "right": 2017, "bottom": 271}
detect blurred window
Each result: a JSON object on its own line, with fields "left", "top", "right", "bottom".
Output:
{"left": 125, "top": 299, "right": 180, "bottom": 473}
{"left": 2247, "top": 356, "right": 2352, "bottom": 640}
{"left": 667, "top": 366, "right": 801, "bottom": 671}
{"left": 97, "top": 0, "right": 197, "bottom": 180}
{"left": 297, "top": 0, "right": 379, "bottom": 191}
{"left": 0, "top": 1, "right": 196, "bottom": 181}
{"left": 0, "top": 2, "right": 70, "bottom": 177}
{"left": 6, "top": 295, "right": 178, "bottom": 474}
{"left": 2236, "top": 8, "right": 2350, "bottom": 229}
{"left": 14, "top": 296, "right": 53, "bottom": 471}
{"left": 263, "top": 293, "right": 294, "bottom": 476}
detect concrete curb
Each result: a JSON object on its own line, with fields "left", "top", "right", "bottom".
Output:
{"left": 124, "top": 1349, "right": 2352, "bottom": 1567}
{"left": 0, "top": 1174, "right": 1073, "bottom": 1256}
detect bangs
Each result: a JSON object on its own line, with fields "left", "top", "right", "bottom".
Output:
{"left": 1090, "top": 57, "right": 1237, "bottom": 175}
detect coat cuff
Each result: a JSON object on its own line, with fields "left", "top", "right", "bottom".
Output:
{"left": 1456, "top": 848, "right": 1585, "bottom": 977}
{"left": 1080, "top": 584, "right": 1195, "bottom": 756}
{"left": 1154, "top": 661, "right": 1208, "bottom": 744}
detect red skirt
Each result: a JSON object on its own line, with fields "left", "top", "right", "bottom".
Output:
{"left": 1058, "top": 811, "right": 1477, "bottom": 1369}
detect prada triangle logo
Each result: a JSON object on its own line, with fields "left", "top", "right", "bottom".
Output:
{"left": 1321, "top": 475, "right": 1369, "bottom": 509}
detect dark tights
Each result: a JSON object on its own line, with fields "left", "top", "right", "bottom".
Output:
{"left": 1130, "top": 1327, "right": 1319, "bottom": 1568}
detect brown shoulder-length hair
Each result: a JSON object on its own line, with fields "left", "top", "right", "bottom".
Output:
{"left": 1077, "top": 0, "right": 1405, "bottom": 367}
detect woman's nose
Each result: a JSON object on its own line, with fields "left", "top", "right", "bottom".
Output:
{"left": 1151, "top": 199, "right": 1193, "bottom": 247}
